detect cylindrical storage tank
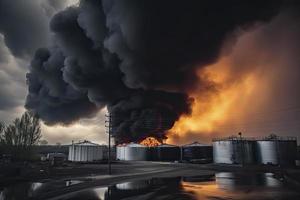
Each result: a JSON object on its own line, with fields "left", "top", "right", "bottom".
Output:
{"left": 156, "top": 144, "right": 180, "bottom": 161}
{"left": 182, "top": 142, "right": 213, "bottom": 162}
{"left": 116, "top": 145, "right": 126, "bottom": 160}
{"left": 241, "top": 140, "right": 256, "bottom": 164}
{"left": 213, "top": 138, "right": 255, "bottom": 165}
{"left": 123, "top": 143, "right": 148, "bottom": 161}
{"left": 68, "top": 141, "right": 107, "bottom": 162}
{"left": 256, "top": 138, "right": 297, "bottom": 166}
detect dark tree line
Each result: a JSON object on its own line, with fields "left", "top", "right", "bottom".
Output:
{"left": 0, "top": 111, "right": 41, "bottom": 161}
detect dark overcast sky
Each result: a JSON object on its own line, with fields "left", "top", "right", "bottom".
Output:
{"left": 0, "top": 0, "right": 299, "bottom": 144}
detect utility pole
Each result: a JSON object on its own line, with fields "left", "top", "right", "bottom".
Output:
{"left": 105, "top": 113, "right": 112, "bottom": 175}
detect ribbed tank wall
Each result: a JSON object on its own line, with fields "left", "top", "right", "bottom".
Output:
{"left": 68, "top": 145, "right": 106, "bottom": 162}
{"left": 213, "top": 141, "right": 237, "bottom": 164}
{"left": 256, "top": 140, "right": 297, "bottom": 166}
{"left": 156, "top": 147, "right": 180, "bottom": 161}
{"left": 68, "top": 145, "right": 73, "bottom": 161}
{"left": 213, "top": 140, "right": 255, "bottom": 164}
{"left": 147, "top": 147, "right": 158, "bottom": 161}
{"left": 116, "top": 146, "right": 126, "bottom": 160}
{"left": 124, "top": 147, "right": 147, "bottom": 161}
{"left": 116, "top": 146, "right": 121, "bottom": 160}
{"left": 120, "top": 146, "right": 125, "bottom": 160}
{"left": 242, "top": 141, "right": 256, "bottom": 164}
{"left": 182, "top": 146, "right": 213, "bottom": 161}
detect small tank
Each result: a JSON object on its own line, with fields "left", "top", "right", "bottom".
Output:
{"left": 156, "top": 144, "right": 180, "bottom": 161}
{"left": 182, "top": 142, "right": 213, "bottom": 163}
{"left": 68, "top": 140, "right": 107, "bottom": 162}
{"left": 117, "top": 143, "right": 148, "bottom": 161}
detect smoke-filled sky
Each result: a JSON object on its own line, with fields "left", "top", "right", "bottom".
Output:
{"left": 0, "top": 0, "right": 299, "bottom": 144}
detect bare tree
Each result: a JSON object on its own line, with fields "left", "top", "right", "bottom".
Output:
{"left": 0, "top": 122, "right": 4, "bottom": 141}
{"left": 0, "top": 122, "right": 5, "bottom": 155}
{"left": 1, "top": 111, "right": 41, "bottom": 160}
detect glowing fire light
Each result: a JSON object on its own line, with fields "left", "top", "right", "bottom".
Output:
{"left": 166, "top": 57, "right": 257, "bottom": 144}
{"left": 140, "top": 137, "right": 162, "bottom": 147}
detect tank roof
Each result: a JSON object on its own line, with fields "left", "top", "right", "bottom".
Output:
{"left": 126, "top": 143, "right": 147, "bottom": 147}
{"left": 72, "top": 140, "right": 101, "bottom": 146}
{"left": 183, "top": 142, "right": 211, "bottom": 147}
{"left": 157, "top": 143, "right": 178, "bottom": 147}
{"left": 213, "top": 136, "right": 256, "bottom": 142}
{"left": 259, "top": 136, "right": 297, "bottom": 141}
{"left": 213, "top": 135, "right": 297, "bottom": 142}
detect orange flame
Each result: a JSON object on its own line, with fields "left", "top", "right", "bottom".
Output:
{"left": 140, "top": 137, "right": 162, "bottom": 147}
{"left": 166, "top": 57, "right": 258, "bottom": 144}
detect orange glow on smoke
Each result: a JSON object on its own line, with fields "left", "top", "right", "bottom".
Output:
{"left": 140, "top": 137, "right": 162, "bottom": 147}
{"left": 166, "top": 58, "right": 258, "bottom": 144}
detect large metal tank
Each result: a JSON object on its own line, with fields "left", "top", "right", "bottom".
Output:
{"left": 68, "top": 140, "right": 107, "bottom": 162}
{"left": 116, "top": 144, "right": 126, "bottom": 160}
{"left": 256, "top": 138, "right": 297, "bottom": 166}
{"left": 213, "top": 138, "right": 255, "bottom": 164}
{"left": 182, "top": 142, "right": 213, "bottom": 162}
{"left": 118, "top": 143, "right": 148, "bottom": 161}
{"left": 156, "top": 144, "right": 180, "bottom": 161}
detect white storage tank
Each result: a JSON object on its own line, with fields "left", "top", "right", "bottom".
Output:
{"left": 116, "top": 144, "right": 126, "bottom": 160}
{"left": 256, "top": 137, "right": 297, "bottom": 166}
{"left": 116, "top": 143, "right": 148, "bottom": 161}
{"left": 213, "top": 137, "right": 256, "bottom": 165}
{"left": 68, "top": 140, "right": 107, "bottom": 162}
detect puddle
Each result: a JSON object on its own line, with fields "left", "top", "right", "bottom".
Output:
{"left": 0, "top": 179, "right": 83, "bottom": 200}
{"left": 1, "top": 173, "right": 300, "bottom": 200}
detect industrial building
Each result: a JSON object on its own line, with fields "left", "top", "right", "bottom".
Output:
{"left": 181, "top": 142, "right": 213, "bottom": 163}
{"left": 213, "top": 136, "right": 297, "bottom": 166}
{"left": 68, "top": 140, "right": 108, "bottom": 162}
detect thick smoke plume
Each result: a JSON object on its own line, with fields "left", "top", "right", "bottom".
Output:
{"left": 26, "top": 0, "right": 283, "bottom": 143}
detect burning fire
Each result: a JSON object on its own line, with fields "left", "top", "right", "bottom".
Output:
{"left": 166, "top": 57, "right": 258, "bottom": 144}
{"left": 140, "top": 137, "right": 162, "bottom": 147}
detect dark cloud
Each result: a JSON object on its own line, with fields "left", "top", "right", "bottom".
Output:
{"left": 25, "top": 47, "right": 98, "bottom": 124}
{"left": 0, "top": 0, "right": 80, "bottom": 124}
{"left": 0, "top": 35, "right": 26, "bottom": 111}
{"left": 0, "top": 0, "right": 76, "bottom": 59}
{"left": 26, "top": 0, "right": 285, "bottom": 143}
{"left": 0, "top": 0, "right": 51, "bottom": 58}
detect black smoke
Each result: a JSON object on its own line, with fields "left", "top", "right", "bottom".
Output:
{"left": 26, "top": 0, "right": 283, "bottom": 143}
{"left": 26, "top": 48, "right": 97, "bottom": 124}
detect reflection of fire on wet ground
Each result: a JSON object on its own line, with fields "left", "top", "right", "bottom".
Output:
{"left": 2, "top": 173, "right": 300, "bottom": 200}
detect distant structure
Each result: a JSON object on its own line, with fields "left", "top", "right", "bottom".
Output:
{"left": 213, "top": 135, "right": 297, "bottom": 166}
{"left": 68, "top": 140, "right": 108, "bottom": 162}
